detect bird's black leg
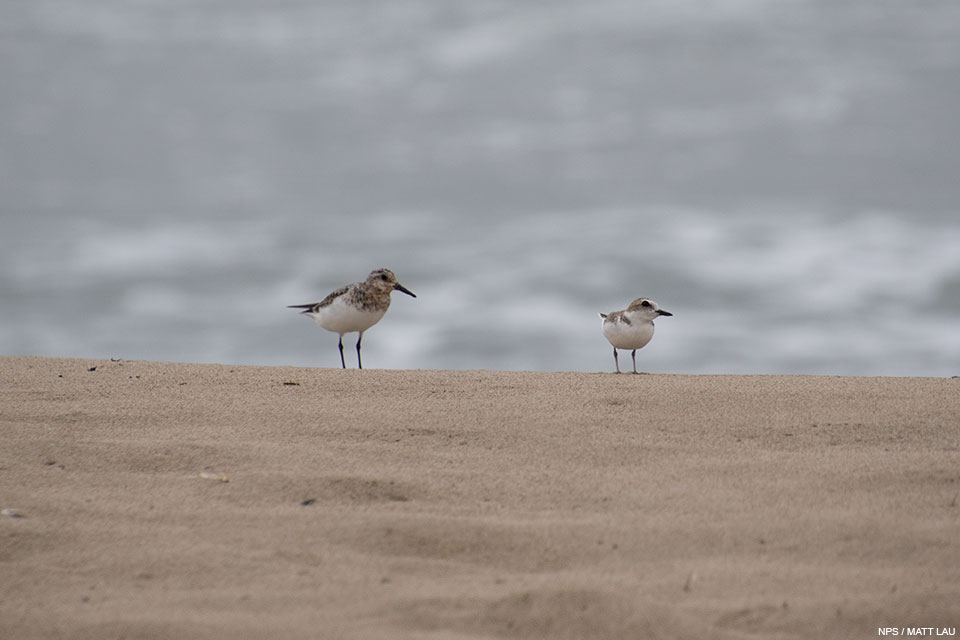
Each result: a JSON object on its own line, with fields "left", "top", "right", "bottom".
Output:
{"left": 338, "top": 336, "right": 346, "bottom": 369}
{"left": 356, "top": 333, "right": 363, "bottom": 370}
{"left": 613, "top": 347, "right": 621, "bottom": 374}
{"left": 631, "top": 349, "right": 638, "bottom": 374}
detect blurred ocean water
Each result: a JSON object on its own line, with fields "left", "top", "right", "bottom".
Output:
{"left": 2, "top": 1, "right": 959, "bottom": 375}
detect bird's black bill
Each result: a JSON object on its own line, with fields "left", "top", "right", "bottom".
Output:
{"left": 395, "top": 284, "right": 416, "bottom": 297}
{"left": 658, "top": 309, "right": 673, "bottom": 316}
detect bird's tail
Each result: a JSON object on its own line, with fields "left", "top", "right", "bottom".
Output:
{"left": 288, "top": 303, "right": 317, "bottom": 314}
{"left": 598, "top": 312, "right": 607, "bottom": 319}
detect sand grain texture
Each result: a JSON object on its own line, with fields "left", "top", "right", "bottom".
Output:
{"left": 1, "top": 357, "right": 959, "bottom": 639}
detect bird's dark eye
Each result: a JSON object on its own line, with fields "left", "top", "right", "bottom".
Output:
{"left": 641, "top": 300, "right": 650, "bottom": 307}
{"left": 380, "top": 274, "right": 389, "bottom": 281}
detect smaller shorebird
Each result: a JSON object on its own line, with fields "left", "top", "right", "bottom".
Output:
{"left": 599, "top": 298, "right": 672, "bottom": 374}
{"left": 289, "top": 268, "right": 416, "bottom": 369}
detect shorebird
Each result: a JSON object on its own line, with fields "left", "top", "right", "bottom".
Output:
{"left": 289, "top": 268, "right": 416, "bottom": 369}
{"left": 599, "top": 298, "right": 672, "bottom": 374}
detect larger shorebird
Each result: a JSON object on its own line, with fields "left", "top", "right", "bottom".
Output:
{"left": 289, "top": 268, "right": 416, "bottom": 369}
{"left": 599, "top": 298, "right": 672, "bottom": 374}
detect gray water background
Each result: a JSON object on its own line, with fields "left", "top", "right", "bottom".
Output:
{"left": 3, "top": 1, "right": 960, "bottom": 375}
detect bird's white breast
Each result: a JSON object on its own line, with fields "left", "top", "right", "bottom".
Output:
{"left": 308, "top": 296, "right": 387, "bottom": 334}
{"left": 602, "top": 316, "right": 655, "bottom": 350}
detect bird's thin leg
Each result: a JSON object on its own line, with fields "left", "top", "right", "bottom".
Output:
{"left": 338, "top": 336, "right": 346, "bottom": 369}
{"left": 613, "top": 347, "right": 621, "bottom": 374}
{"left": 356, "top": 333, "right": 363, "bottom": 370}
{"left": 631, "top": 349, "right": 638, "bottom": 374}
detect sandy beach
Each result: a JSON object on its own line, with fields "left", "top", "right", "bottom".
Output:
{"left": 1, "top": 356, "right": 958, "bottom": 639}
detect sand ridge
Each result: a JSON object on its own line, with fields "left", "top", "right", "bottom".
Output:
{"left": 1, "top": 357, "right": 958, "bottom": 639}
